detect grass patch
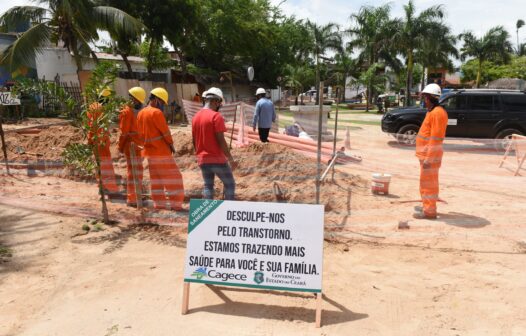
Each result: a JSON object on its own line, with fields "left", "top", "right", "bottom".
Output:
{"left": 0, "top": 246, "right": 13, "bottom": 258}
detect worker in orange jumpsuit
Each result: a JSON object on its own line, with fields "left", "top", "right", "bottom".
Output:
{"left": 137, "top": 88, "right": 185, "bottom": 210}
{"left": 118, "top": 87, "right": 146, "bottom": 207}
{"left": 87, "top": 88, "right": 119, "bottom": 196}
{"left": 414, "top": 83, "right": 448, "bottom": 219}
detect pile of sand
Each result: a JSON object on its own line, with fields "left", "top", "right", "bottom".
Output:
{"left": 3, "top": 124, "right": 85, "bottom": 162}
{"left": 2, "top": 125, "right": 367, "bottom": 213}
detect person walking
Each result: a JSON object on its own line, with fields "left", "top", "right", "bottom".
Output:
{"left": 137, "top": 88, "right": 185, "bottom": 211}
{"left": 252, "top": 88, "right": 276, "bottom": 143}
{"left": 414, "top": 83, "right": 448, "bottom": 219}
{"left": 192, "top": 87, "right": 236, "bottom": 200}
{"left": 87, "top": 88, "right": 119, "bottom": 196}
{"left": 118, "top": 87, "right": 145, "bottom": 207}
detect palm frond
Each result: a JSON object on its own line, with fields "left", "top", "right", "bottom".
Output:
{"left": 0, "top": 6, "right": 48, "bottom": 30}
{"left": 0, "top": 22, "right": 52, "bottom": 71}
{"left": 93, "top": 6, "right": 144, "bottom": 36}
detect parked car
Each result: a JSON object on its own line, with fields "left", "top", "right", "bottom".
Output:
{"left": 381, "top": 89, "right": 526, "bottom": 150}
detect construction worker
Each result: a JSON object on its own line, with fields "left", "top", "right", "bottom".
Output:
{"left": 252, "top": 88, "right": 276, "bottom": 143}
{"left": 192, "top": 87, "right": 237, "bottom": 200}
{"left": 87, "top": 88, "right": 119, "bottom": 196}
{"left": 137, "top": 88, "right": 185, "bottom": 211}
{"left": 414, "top": 83, "right": 448, "bottom": 219}
{"left": 118, "top": 87, "right": 146, "bottom": 207}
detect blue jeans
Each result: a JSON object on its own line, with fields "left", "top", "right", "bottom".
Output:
{"left": 199, "top": 163, "right": 235, "bottom": 200}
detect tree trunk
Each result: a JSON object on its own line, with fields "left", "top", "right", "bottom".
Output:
{"left": 93, "top": 144, "right": 110, "bottom": 224}
{"left": 146, "top": 39, "right": 156, "bottom": 79}
{"left": 421, "top": 65, "right": 426, "bottom": 91}
{"left": 405, "top": 50, "right": 413, "bottom": 107}
{"left": 90, "top": 51, "right": 100, "bottom": 64}
{"left": 365, "top": 88, "right": 369, "bottom": 112}
{"left": 476, "top": 59, "right": 482, "bottom": 88}
{"left": 342, "top": 72, "right": 347, "bottom": 102}
{"left": 121, "top": 53, "right": 134, "bottom": 78}
{"left": 175, "top": 49, "right": 187, "bottom": 83}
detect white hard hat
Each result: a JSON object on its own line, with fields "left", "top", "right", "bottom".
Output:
{"left": 421, "top": 83, "right": 441, "bottom": 97}
{"left": 205, "top": 87, "right": 224, "bottom": 101}
{"left": 201, "top": 90, "right": 208, "bottom": 98}
{"left": 255, "top": 88, "right": 266, "bottom": 96}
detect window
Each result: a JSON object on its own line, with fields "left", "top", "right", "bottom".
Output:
{"left": 502, "top": 95, "right": 526, "bottom": 112}
{"left": 470, "top": 95, "right": 494, "bottom": 110}
{"left": 443, "top": 95, "right": 469, "bottom": 109}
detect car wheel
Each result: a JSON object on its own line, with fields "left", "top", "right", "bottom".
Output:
{"left": 396, "top": 124, "right": 420, "bottom": 145}
{"left": 495, "top": 128, "right": 523, "bottom": 151}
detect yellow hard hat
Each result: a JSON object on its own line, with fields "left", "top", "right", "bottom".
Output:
{"left": 98, "top": 87, "right": 112, "bottom": 98}
{"left": 128, "top": 86, "right": 146, "bottom": 104}
{"left": 150, "top": 87, "right": 169, "bottom": 104}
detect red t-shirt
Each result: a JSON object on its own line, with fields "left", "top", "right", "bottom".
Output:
{"left": 192, "top": 108, "right": 228, "bottom": 165}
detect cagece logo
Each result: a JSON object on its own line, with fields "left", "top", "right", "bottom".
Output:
{"left": 191, "top": 267, "right": 207, "bottom": 280}
{"left": 208, "top": 270, "right": 248, "bottom": 282}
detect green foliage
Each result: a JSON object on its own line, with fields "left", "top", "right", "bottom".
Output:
{"left": 0, "top": 1, "right": 142, "bottom": 71}
{"left": 139, "top": 39, "right": 175, "bottom": 72}
{"left": 92, "top": 223, "right": 105, "bottom": 232}
{"left": 11, "top": 78, "right": 78, "bottom": 118}
{"left": 460, "top": 26, "right": 513, "bottom": 87}
{"left": 62, "top": 143, "right": 96, "bottom": 178}
{"left": 82, "top": 224, "right": 91, "bottom": 232}
{"left": 461, "top": 56, "right": 526, "bottom": 84}
{"left": 80, "top": 61, "right": 124, "bottom": 140}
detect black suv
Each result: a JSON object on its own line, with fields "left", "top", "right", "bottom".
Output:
{"left": 381, "top": 89, "right": 526, "bottom": 148}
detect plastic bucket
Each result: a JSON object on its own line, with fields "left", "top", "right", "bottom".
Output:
{"left": 371, "top": 173, "right": 391, "bottom": 195}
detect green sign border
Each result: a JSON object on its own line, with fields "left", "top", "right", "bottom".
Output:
{"left": 188, "top": 199, "right": 223, "bottom": 233}
{"left": 184, "top": 278, "right": 321, "bottom": 293}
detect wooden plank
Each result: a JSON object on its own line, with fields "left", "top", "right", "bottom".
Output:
{"left": 315, "top": 292, "right": 322, "bottom": 328}
{"left": 181, "top": 282, "right": 190, "bottom": 315}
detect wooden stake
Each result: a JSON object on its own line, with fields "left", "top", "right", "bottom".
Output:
{"left": 315, "top": 292, "right": 322, "bottom": 328}
{"left": 0, "top": 106, "right": 10, "bottom": 175}
{"left": 181, "top": 282, "right": 190, "bottom": 315}
{"left": 129, "top": 142, "right": 142, "bottom": 209}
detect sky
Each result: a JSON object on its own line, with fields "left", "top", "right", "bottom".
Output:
{"left": 1, "top": 0, "right": 526, "bottom": 47}
{"left": 270, "top": 0, "right": 526, "bottom": 44}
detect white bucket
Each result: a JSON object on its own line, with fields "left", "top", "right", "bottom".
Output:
{"left": 371, "top": 173, "right": 392, "bottom": 195}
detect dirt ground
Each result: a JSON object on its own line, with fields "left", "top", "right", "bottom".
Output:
{"left": 1, "top": 119, "right": 526, "bottom": 335}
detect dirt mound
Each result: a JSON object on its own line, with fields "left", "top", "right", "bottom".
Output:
{"left": 169, "top": 131, "right": 368, "bottom": 210}
{"left": 4, "top": 124, "right": 85, "bottom": 162}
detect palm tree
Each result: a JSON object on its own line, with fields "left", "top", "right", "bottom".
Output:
{"left": 393, "top": 0, "right": 445, "bottom": 106}
{"left": 517, "top": 19, "right": 525, "bottom": 55}
{"left": 459, "top": 26, "right": 512, "bottom": 88}
{"left": 357, "top": 63, "right": 387, "bottom": 112}
{"left": 283, "top": 64, "right": 315, "bottom": 105}
{"left": 0, "top": 0, "right": 143, "bottom": 74}
{"left": 415, "top": 23, "right": 458, "bottom": 89}
{"left": 334, "top": 50, "right": 358, "bottom": 102}
{"left": 347, "top": 4, "right": 398, "bottom": 105}
{"left": 305, "top": 20, "right": 342, "bottom": 102}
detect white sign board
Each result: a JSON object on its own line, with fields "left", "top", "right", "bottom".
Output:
{"left": 184, "top": 199, "right": 324, "bottom": 293}
{"left": 448, "top": 119, "right": 458, "bottom": 126}
{"left": 0, "top": 92, "right": 21, "bottom": 105}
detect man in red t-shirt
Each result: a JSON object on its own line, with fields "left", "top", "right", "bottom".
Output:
{"left": 192, "top": 87, "right": 237, "bottom": 200}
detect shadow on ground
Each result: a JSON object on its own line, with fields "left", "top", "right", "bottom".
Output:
{"left": 187, "top": 285, "right": 368, "bottom": 327}
{"left": 440, "top": 211, "right": 491, "bottom": 228}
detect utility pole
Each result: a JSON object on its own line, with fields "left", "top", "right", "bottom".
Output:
{"left": 315, "top": 81, "right": 324, "bottom": 204}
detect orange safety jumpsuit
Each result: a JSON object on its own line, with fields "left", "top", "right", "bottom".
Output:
{"left": 87, "top": 102, "right": 119, "bottom": 193}
{"left": 137, "top": 105, "right": 184, "bottom": 210}
{"left": 119, "top": 104, "right": 144, "bottom": 204}
{"left": 415, "top": 105, "right": 448, "bottom": 217}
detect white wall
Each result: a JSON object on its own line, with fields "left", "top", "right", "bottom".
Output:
{"left": 35, "top": 48, "right": 78, "bottom": 83}
{"left": 35, "top": 47, "right": 169, "bottom": 84}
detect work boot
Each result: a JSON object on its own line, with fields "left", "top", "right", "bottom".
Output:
{"left": 413, "top": 211, "right": 437, "bottom": 220}
{"left": 414, "top": 206, "right": 423, "bottom": 212}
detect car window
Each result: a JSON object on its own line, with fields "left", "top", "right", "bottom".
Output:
{"left": 502, "top": 95, "right": 526, "bottom": 112}
{"left": 470, "top": 95, "right": 495, "bottom": 110}
{"left": 443, "top": 95, "right": 469, "bottom": 109}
